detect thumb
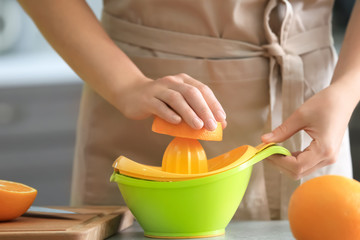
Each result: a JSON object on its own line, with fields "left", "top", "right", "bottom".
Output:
{"left": 261, "top": 113, "right": 305, "bottom": 143}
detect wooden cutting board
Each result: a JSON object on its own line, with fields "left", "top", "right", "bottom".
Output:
{"left": 0, "top": 206, "right": 133, "bottom": 240}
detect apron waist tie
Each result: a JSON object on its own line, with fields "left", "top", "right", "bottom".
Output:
{"left": 102, "top": 11, "right": 332, "bottom": 60}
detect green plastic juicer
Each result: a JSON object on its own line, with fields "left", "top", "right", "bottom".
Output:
{"left": 111, "top": 139, "right": 290, "bottom": 238}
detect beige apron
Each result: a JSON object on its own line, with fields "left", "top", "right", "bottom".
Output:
{"left": 71, "top": 0, "right": 353, "bottom": 220}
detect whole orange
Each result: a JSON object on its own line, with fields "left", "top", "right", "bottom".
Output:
{"left": 0, "top": 180, "right": 37, "bottom": 221}
{"left": 288, "top": 175, "right": 360, "bottom": 240}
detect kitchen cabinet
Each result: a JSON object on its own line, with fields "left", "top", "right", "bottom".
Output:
{"left": 0, "top": 83, "right": 82, "bottom": 205}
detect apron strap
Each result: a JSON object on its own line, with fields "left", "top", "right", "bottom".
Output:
{"left": 263, "top": 0, "right": 304, "bottom": 220}
{"left": 101, "top": 11, "right": 332, "bottom": 59}
{"left": 263, "top": 0, "right": 305, "bottom": 152}
{"left": 102, "top": 11, "right": 263, "bottom": 59}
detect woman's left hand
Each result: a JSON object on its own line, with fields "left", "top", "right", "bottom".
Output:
{"left": 264, "top": 0, "right": 360, "bottom": 180}
{"left": 261, "top": 83, "right": 356, "bottom": 180}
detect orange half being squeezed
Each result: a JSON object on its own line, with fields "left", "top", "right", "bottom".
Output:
{"left": 152, "top": 116, "right": 222, "bottom": 141}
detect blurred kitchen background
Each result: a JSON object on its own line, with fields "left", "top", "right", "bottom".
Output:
{"left": 0, "top": 0, "right": 359, "bottom": 206}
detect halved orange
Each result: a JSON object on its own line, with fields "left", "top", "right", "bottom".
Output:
{"left": 0, "top": 180, "right": 37, "bottom": 221}
{"left": 152, "top": 116, "right": 222, "bottom": 141}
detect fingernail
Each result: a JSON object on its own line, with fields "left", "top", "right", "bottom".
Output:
{"left": 262, "top": 132, "right": 274, "bottom": 140}
{"left": 206, "top": 119, "right": 217, "bottom": 131}
{"left": 172, "top": 115, "right": 182, "bottom": 123}
{"left": 217, "top": 110, "right": 226, "bottom": 121}
{"left": 221, "top": 120, "right": 227, "bottom": 129}
{"left": 192, "top": 117, "right": 204, "bottom": 129}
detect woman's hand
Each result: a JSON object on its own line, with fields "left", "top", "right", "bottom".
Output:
{"left": 118, "top": 73, "right": 227, "bottom": 131}
{"left": 262, "top": 0, "right": 360, "bottom": 180}
{"left": 261, "top": 83, "right": 357, "bottom": 180}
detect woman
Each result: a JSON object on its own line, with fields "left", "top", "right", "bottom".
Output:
{"left": 18, "top": 0, "right": 359, "bottom": 220}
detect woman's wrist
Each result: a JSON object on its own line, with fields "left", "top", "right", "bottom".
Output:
{"left": 112, "top": 74, "right": 153, "bottom": 114}
{"left": 330, "top": 74, "right": 360, "bottom": 107}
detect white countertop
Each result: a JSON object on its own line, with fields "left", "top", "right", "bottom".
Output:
{"left": 107, "top": 220, "right": 295, "bottom": 240}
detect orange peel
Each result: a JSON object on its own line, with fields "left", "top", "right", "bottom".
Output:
{"left": 152, "top": 116, "right": 222, "bottom": 141}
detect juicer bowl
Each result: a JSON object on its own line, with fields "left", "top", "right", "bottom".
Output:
{"left": 110, "top": 163, "right": 253, "bottom": 238}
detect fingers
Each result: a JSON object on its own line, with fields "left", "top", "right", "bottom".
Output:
{"left": 177, "top": 83, "right": 217, "bottom": 130}
{"left": 155, "top": 74, "right": 226, "bottom": 130}
{"left": 260, "top": 86, "right": 348, "bottom": 179}
{"left": 157, "top": 89, "right": 205, "bottom": 129}
{"left": 266, "top": 141, "right": 338, "bottom": 180}
{"left": 220, "top": 119, "right": 227, "bottom": 129}
{"left": 149, "top": 98, "right": 182, "bottom": 124}
{"left": 261, "top": 110, "right": 305, "bottom": 143}
{"left": 180, "top": 74, "right": 226, "bottom": 123}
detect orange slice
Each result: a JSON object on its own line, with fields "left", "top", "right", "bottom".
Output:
{"left": 152, "top": 116, "right": 222, "bottom": 141}
{"left": 0, "top": 180, "right": 37, "bottom": 221}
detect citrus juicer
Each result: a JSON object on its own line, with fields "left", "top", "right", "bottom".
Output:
{"left": 111, "top": 117, "right": 291, "bottom": 238}
{"left": 112, "top": 141, "right": 290, "bottom": 181}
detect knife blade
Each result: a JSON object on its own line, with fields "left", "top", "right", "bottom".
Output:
{"left": 27, "top": 206, "right": 76, "bottom": 214}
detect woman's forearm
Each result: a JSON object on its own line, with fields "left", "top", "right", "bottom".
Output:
{"left": 18, "top": 0, "right": 227, "bottom": 129}
{"left": 17, "top": 0, "right": 146, "bottom": 109}
{"left": 331, "top": 0, "right": 360, "bottom": 106}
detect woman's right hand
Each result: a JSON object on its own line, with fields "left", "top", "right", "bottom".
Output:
{"left": 118, "top": 73, "right": 227, "bottom": 131}
{"left": 16, "top": 1, "right": 226, "bottom": 131}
